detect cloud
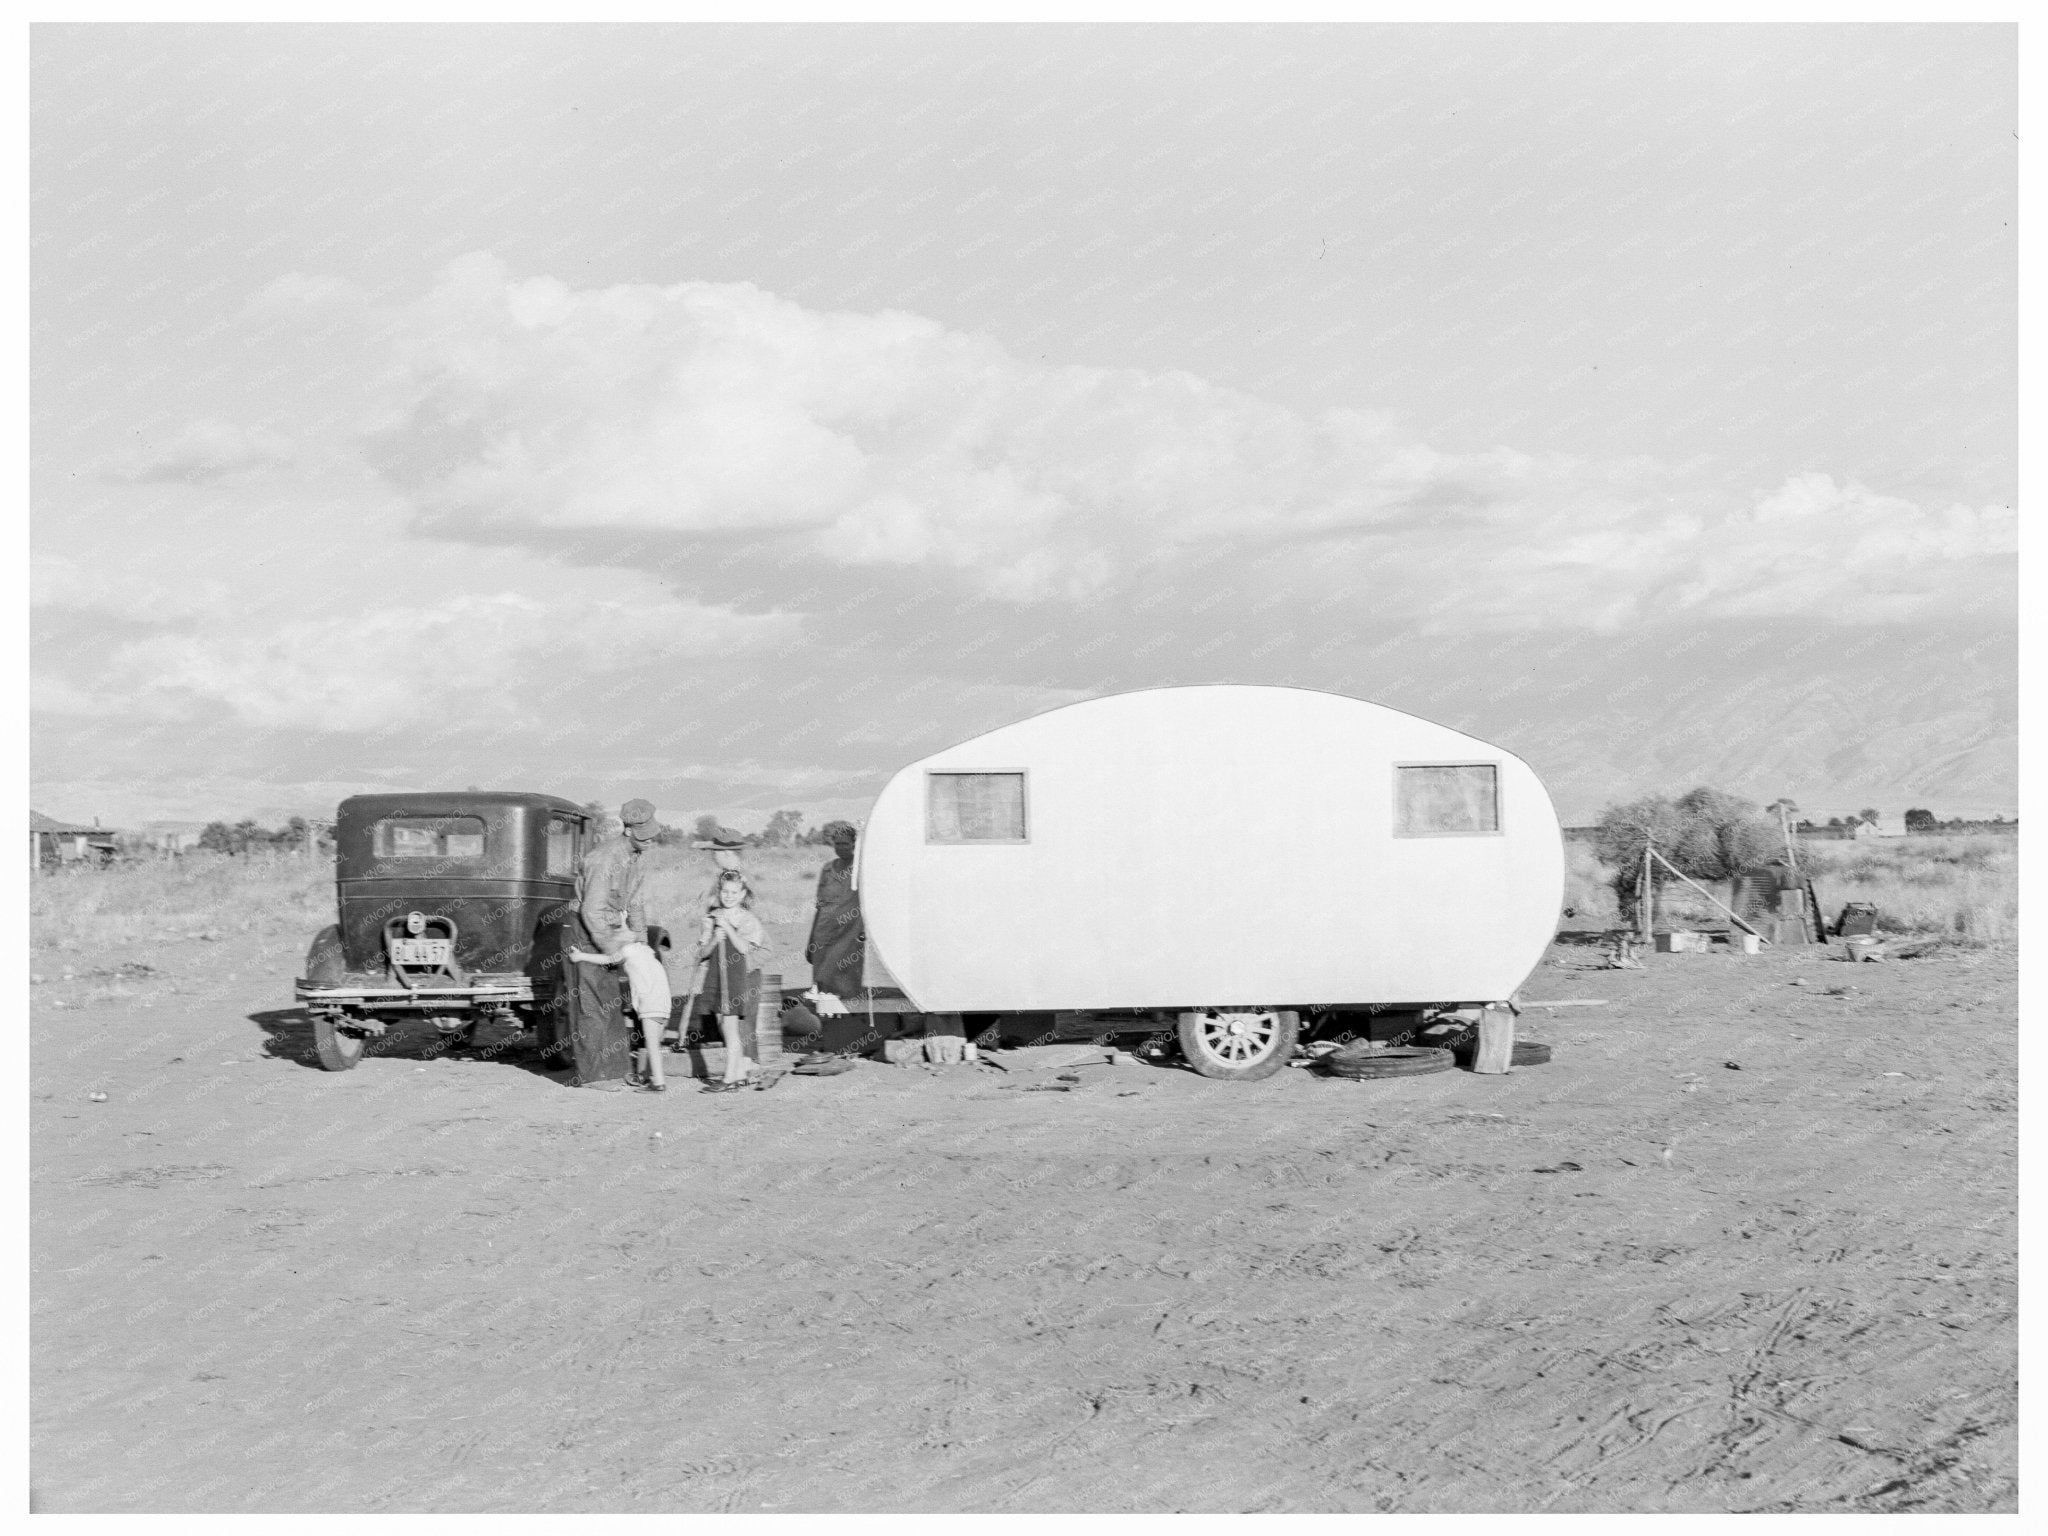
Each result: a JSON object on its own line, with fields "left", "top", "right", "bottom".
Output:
{"left": 104, "top": 418, "right": 298, "bottom": 484}
{"left": 31, "top": 554, "right": 230, "bottom": 622}
{"left": 296, "top": 253, "right": 2016, "bottom": 628}
{"left": 91, "top": 587, "right": 799, "bottom": 734}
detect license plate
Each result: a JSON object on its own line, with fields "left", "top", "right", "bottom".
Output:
{"left": 390, "top": 938, "right": 452, "bottom": 967}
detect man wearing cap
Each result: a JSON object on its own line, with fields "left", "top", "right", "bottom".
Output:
{"left": 560, "top": 799, "right": 669, "bottom": 1088}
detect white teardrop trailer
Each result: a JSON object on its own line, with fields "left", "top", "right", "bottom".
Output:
{"left": 852, "top": 684, "right": 1566, "bottom": 1080}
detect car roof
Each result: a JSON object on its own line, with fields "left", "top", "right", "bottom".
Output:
{"left": 337, "top": 791, "right": 589, "bottom": 817}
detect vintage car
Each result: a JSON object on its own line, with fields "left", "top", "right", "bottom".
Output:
{"left": 295, "top": 791, "right": 595, "bottom": 1070}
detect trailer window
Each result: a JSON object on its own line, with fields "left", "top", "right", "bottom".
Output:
{"left": 374, "top": 816, "right": 487, "bottom": 858}
{"left": 927, "top": 772, "right": 1028, "bottom": 843}
{"left": 546, "top": 816, "right": 582, "bottom": 876}
{"left": 1395, "top": 764, "right": 1499, "bottom": 836}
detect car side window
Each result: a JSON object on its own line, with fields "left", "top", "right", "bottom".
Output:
{"left": 1395, "top": 764, "right": 1500, "bottom": 836}
{"left": 546, "top": 816, "right": 581, "bottom": 876}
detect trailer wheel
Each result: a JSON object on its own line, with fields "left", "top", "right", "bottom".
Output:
{"left": 312, "top": 1012, "right": 369, "bottom": 1072}
{"left": 1177, "top": 1009, "right": 1298, "bottom": 1081}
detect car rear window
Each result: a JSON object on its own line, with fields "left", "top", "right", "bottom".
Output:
{"left": 374, "top": 816, "right": 487, "bottom": 858}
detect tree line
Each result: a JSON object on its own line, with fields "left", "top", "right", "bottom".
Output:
{"left": 198, "top": 817, "right": 324, "bottom": 855}
{"left": 579, "top": 806, "right": 842, "bottom": 848}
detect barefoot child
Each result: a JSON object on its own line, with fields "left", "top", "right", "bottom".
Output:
{"left": 698, "top": 869, "right": 769, "bottom": 1090}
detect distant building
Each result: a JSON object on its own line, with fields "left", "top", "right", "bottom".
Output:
{"left": 140, "top": 820, "right": 207, "bottom": 854}
{"left": 30, "top": 811, "right": 118, "bottom": 867}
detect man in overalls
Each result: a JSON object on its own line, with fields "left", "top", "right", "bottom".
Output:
{"left": 562, "top": 799, "right": 667, "bottom": 1088}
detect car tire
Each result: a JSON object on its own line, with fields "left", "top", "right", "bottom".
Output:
{"left": 312, "top": 1012, "right": 368, "bottom": 1071}
{"left": 1177, "top": 1009, "right": 1298, "bottom": 1081}
{"left": 529, "top": 1000, "right": 573, "bottom": 1071}
{"left": 1322, "top": 1045, "right": 1455, "bottom": 1078}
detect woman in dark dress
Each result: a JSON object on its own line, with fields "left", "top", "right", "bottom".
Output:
{"left": 805, "top": 820, "right": 865, "bottom": 998}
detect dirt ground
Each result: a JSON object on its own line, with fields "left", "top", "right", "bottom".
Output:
{"left": 32, "top": 930, "right": 2016, "bottom": 1513}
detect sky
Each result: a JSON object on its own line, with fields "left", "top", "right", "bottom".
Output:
{"left": 30, "top": 24, "right": 2017, "bottom": 828}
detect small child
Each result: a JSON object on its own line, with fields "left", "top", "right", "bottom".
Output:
{"left": 699, "top": 869, "right": 769, "bottom": 1089}
{"left": 567, "top": 936, "right": 673, "bottom": 1090}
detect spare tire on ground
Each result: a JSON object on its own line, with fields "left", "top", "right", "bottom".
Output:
{"left": 1320, "top": 1045, "right": 1454, "bottom": 1079}
{"left": 1451, "top": 1039, "right": 1553, "bottom": 1068}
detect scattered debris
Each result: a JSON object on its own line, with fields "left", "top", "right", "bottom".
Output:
{"left": 1724, "top": 1061, "right": 1742, "bottom": 1070}
{"left": 87, "top": 1092, "right": 107, "bottom": 1103}
{"left": 1532, "top": 1160, "right": 1583, "bottom": 1173}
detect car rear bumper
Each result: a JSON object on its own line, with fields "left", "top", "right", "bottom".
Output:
{"left": 295, "top": 976, "right": 538, "bottom": 1008}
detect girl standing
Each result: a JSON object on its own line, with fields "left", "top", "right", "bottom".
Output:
{"left": 699, "top": 869, "right": 769, "bottom": 1089}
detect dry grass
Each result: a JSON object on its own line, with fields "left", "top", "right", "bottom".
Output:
{"left": 33, "top": 835, "right": 2012, "bottom": 997}
{"left": 1563, "top": 834, "right": 2018, "bottom": 946}
{"left": 1795, "top": 836, "right": 2018, "bottom": 945}
{"left": 1563, "top": 842, "right": 1622, "bottom": 927}
{"left": 635, "top": 844, "right": 833, "bottom": 984}
{"left": 28, "top": 844, "right": 843, "bottom": 1005}
{"left": 30, "top": 844, "right": 840, "bottom": 978}
{"left": 32, "top": 852, "right": 334, "bottom": 960}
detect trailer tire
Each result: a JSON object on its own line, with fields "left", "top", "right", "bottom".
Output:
{"left": 1177, "top": 1009, "right": 1298, "bottom": 1081}
{"left": 1322, "top": 1045, "right": 1454, "bottom": 1079}
{"left": 312, "top": 1012, "right": 369, "bottom": 1072}
{"left": 1453, "top": 1039, "right": 1552, "bottom": 1068}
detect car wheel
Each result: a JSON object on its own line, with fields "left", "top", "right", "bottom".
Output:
{"left": 312, "top": 1012, "right": 368, "bottom": 1071}
{"left": 1176, "top": 1009, "right": 1298, "bottom": 1081}
{"left": 528, "top": 1002, "right": 571, "bottom": 1070}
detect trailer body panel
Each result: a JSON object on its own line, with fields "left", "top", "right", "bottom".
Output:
{"left": 856, "top": 686, "right": 1563, "bottom": 1013}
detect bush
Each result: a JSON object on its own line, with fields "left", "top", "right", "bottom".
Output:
{"left": 1594, "top": 786, "right": 1783, "bottom": 923}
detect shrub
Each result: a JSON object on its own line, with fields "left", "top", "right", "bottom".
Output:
{"left": 1593, "top": 786, "right": 1782, "bottom": 922}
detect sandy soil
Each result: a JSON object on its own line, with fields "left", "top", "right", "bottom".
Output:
{"left": 32, "top": 931, "right": 2016, "bottom": 1513}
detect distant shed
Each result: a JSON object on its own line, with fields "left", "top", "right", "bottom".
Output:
{"left": 31, "top": 811, "right": 118, "bottom": 868}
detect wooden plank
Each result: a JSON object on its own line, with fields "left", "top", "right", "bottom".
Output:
{"left": 753, "top": 972, "right": 784, "bottom": 1069}
{"left": 1518, "top": 999, "right": 1607, "bottom": 1008}
{"left": 1471, "top": 1003, "right": 1515, "bottom": 1074}
{"left": 1649, "top": 847, "right": 1770, "bottom": 942}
